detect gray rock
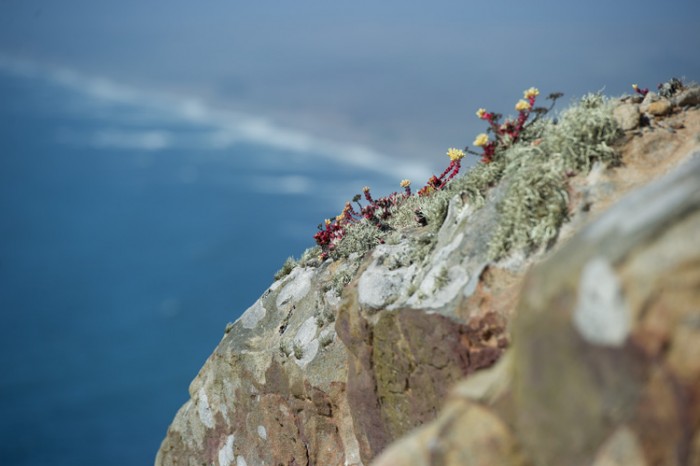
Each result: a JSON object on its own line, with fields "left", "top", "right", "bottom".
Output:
{"left": 674, "top": 86, "right": 700, "bottom": 107}
{"left": 613, "top": 103, "right": 640, "bottom": 130}
{"left": 639, "top": 91, "right": 659, "bottom": 113}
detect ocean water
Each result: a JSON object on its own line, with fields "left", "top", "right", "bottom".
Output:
{"left": 0, "top": 70, "right": 393, "bottom": 465}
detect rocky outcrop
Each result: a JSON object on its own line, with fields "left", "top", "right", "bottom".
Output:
{"left": 373, "top": 149, "right": 700, "bottom": 466}
{"left": 156, "top": 89, "right": 700, "bottom": 466}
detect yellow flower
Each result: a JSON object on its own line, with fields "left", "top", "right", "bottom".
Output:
{"left": 324, "top": 219, "right": 331, "bottom": 226}
{"left": 523, "top": 87, "right": 540, "bottom": 99}
{"left": 446, "top": 148, "right": 465, "bottom": 161}
{"left": 632, "top": 84, "right": 639, "bottom": 90}
{"left": 335, "top": 214, "right": 344, "bottom": 221}
{"left": 476, "top": 108, "right": 487, "bottom": 119}
{"left": 400, "top": 179, "right": 411, "bottom": 188}
{"left": 515, "top": 99, "right": 531, "bottom": 111}
{"left": 473, "top": 133, "right": 489, "bottom": 147}
{"left": 362, "top": 186, "right": 370, "bottom": 193}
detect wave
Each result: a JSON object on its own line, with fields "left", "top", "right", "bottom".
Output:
{"left": 0, "top": 55, "right": 431, "bottom": 182}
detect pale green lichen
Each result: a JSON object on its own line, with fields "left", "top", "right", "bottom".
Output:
{"left": 332, "top": 218, "right": 383, "bottom": 259}
{"left": 448, "top": 157, "right": 507, "bottom": 207}
{"left": 276, "top": 90, "right": 622, "bottom": 274}
{"left": 385, "top": 188, "right": 453, "bottom": 232}
{"left": 487, "top": 92, "right": 621, "bottom": 258}
{"left": 488, "top": 151, "right": 569, "bottom": 258}
{"left": 545, "top": 93, "right": 620, "bottom": 173}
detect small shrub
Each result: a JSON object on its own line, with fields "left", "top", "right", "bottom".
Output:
{"left": 274, "top": 256, "right": 297, "bottom": 281}
{"left": 319, "top": 332, "right": 334, "bottom": 348}
{"left": 432, "top": 266, "right": 450, "bottom": 292}
{"left": 279, "top": 341, "right": 292, "bottom": 357}
{"left": 293, "top": 342, "right": 304, "bottom": 360}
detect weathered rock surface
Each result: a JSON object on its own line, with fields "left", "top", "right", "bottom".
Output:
{"left": 156, "top": 93, "right": 700, "bottom": 466}
{"left": 613, "top": 102, "right": 640, "bottom": 131}
{"left": 374, "top": 150, "right": 700, "bottom": 466}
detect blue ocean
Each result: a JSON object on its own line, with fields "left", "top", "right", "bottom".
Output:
{"left": 0, "top": 68, "right": 396, "bottom": 465}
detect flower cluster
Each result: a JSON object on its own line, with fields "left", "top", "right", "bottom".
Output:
{"left": 314, "top": 146, "right": 467, "bottom": 259}
{"left": 470, "top": 87, "right": 546, "bottom": 163}
{"left": 313, "top": 86, "right": 561, "bottom": 260}
{"left": 633, "top": 79, "right": 685, "bottom": 99}
{"left": 632, "top": 83, "right": 649, "bottom": 97}
{"left": 314, "top": 182, "right": 412, "bottom": 260}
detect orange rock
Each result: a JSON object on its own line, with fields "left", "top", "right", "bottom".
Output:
{"left": 646, "top": 99, "right": 672, "bottom": 116}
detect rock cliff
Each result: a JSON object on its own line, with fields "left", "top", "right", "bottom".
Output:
{"left": 156, "top": 84, "right": 700, "bottom": 466}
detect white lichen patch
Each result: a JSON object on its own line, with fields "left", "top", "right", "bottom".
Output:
{"left": 402, "top": 232, "right": 469, "bottom": 309}
{"left": 197, "top": 387, "right": 215, "bottom": 429}
{"left": 407, "top": 264, "right": 470, "bottom": 309}
{"left": 269, "top": 278, "right": 282, "bottom": 291}
{"left": 257, "top": 425, "right": 267, "bottom": 440}
{"left": 276, "top": 267, "right": 314, "bottom": 308}
{"left": 573, "top": 257, "right": 630, "bottom": 346}
{"left": 294, "top": 316, "right": 318, "bottom": 347}
{"left": 463, "top": 263, "right": 487, "bottom": 298}
{"left": 239, "top": 299, "right": 267, "bottom": 329}
{"left": 324, "top": 289, "right": 341, "bottom": 308}
{"left": 494, "top": 249, "right": 529, "bottom": 272}
{"left": 221, "top": 379, "right": 236, "bottom": 423}
{"left": 293, "top": 316, "right": 320, "bottom": 368}
{"left": 358, "top": 244, "right": 417, "bottom": 309}
{"left": 433, "top": 232, "right": 464, "bottom": 264}
{"left": 219, "top": 400, "right": 228, "bottom": 421}
{"left": 295, "top": 339, "right": 320, "bottom": 368}
{"left": 279, "top": 403, "right": 290, "bottom": 416}
{"left": 236, "top": 456, "right": 248, "bottom": 466}
{"left": 218, "top": 435, "right": 235, "bottom": 466}
{"left": 431, "top": 265, "right": 471, "bottom": 307}
{"left": 438, "top": 195, "right": 473, "bottom": 243}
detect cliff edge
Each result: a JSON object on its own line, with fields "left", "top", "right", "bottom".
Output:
{"left": 156, "top": 83, "right": 700, "bottom": 466}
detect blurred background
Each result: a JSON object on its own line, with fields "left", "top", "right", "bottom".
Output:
{"left": 0, "top": 1, "right": 698, "bottom": 464}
